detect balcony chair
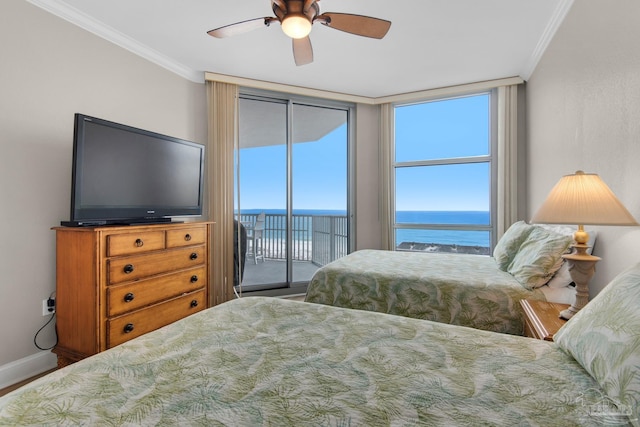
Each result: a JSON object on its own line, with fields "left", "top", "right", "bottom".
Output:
{"left": 233, "top": 220, "right": 247, "bottom": 288}
{"left": 247, "top": 212, "right": 265, "bottom": 264}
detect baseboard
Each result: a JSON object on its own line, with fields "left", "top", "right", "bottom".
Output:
{"left": 0, "top": 351, "right": 57, "bottom": 390}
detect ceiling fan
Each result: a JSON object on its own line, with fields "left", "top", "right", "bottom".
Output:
{"left": 207, "top": 0, "right": 391, "bottom": 66}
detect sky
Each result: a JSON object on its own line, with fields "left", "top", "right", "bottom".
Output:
{"left": 237, "top": 122, "right": 347, "bottom": 211}
{"left": 395, "top": 94, "right": 490, "bottom": 212}
{"left": 237, "top": 93, "right": 490, "bottom": 213}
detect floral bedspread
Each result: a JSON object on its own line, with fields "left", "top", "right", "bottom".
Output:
{"left": 305, "top": 249, "right": 547, "bottom": 335}
{"left": 1, "top": 297, "right": 621, "bottom": 426}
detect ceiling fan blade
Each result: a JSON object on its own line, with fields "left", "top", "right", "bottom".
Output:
{"left": 320, "top": 13, "right": 391, "bottom": 39}
{"left": 207, "top": 17, "right": 272, "bottom": 38}
{"left": 292, "top": 36, "right": 313, "bottom": 66}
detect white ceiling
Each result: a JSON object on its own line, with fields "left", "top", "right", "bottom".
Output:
{"left": 29, "top": 0, "right": 573, "bottom": 99}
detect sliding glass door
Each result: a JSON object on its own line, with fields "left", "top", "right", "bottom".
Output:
{"left": 235, "top": 91, "right": 352, "bottom": 293}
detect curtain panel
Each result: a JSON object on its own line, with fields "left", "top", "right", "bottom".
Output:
{"left": 496, "top": 84, "right": 522, "bottom": 239}
{"left": 379, "top": 103, "right": 394, "bottom": 250}
{"left": 206, "top": 81, "right": 239, "bottom": 307}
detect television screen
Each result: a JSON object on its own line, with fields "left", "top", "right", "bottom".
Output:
{"left": 64, "top": 113, "right": 205, "bottom": 226}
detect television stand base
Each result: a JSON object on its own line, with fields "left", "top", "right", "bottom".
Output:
{"left": 60, "top": 218, "right": 181, "bottom": 227}
{"left": 60, "top": 220, "right": 108, "bottom": 227}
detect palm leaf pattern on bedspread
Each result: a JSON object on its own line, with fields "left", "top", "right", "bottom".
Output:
{"left": 305, "top": 249, "right": 545, "bottom": 335}
{"left": 0, "top": 297, "right": 619, "bottom": 426}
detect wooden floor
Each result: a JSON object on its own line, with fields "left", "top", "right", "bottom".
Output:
{"left": 0, "top": 295, "right": 307, "bottom": 397}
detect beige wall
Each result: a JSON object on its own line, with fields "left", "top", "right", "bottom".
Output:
{"left": 526, "top": 0, "right": 640, "bottom": 297}
{"left": 0, "top": 0, "right": 206, "bottom": 376}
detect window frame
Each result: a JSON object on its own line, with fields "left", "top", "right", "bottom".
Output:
{"left": 234, "top": 87, "right": 356, "bottom": 296}
{"left": 391, "top": 90, "right": 498, "bottom": 252}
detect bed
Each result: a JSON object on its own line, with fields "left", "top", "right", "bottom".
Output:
{"left": 2, "top": 260, "right": 639, "bottom": 426}
{"left": 305, "top": 222, "right": 583, "bottom": 335}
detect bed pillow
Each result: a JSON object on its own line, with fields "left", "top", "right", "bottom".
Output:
{"left": 555, "top": 262, "right": 640, "bottom": 425}
{"left": 493, "top": 221, "right": 535, "bottom": 271}
{"left": 507, "top": 226, "right": 572, "bottom": 290}
{"left": 547, "top": 262, "right": 574, "bottom": 289}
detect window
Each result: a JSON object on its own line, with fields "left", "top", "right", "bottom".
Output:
{"left": 393, "top": 92, "right": 495, "bottom": 254}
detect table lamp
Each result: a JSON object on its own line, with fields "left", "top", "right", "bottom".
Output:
{"left": 531, "top": 170, "right": 638, "bottom": 320}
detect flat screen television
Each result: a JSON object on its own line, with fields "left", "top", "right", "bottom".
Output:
{"left": 62, "top": 113, "right": 205, "bottom": 227}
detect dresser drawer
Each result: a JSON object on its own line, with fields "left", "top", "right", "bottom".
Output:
{"left": 108, "top": 245, "right": 206, "bottom": 285}
{"left": 107, "top": 266, "right": 207, "bottom": 317}
{"left": 166, "top": 225, "right": 207, "bottom": 248}
{"left": 107, "top": 231, "right": 165, "bottom": 256}
{"left": 107, "top": 289, "right": 206, "bottom": 347}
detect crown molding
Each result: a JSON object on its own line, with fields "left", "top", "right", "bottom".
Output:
{"left": 521, "top": 0, "right": 574, "bottom": 80}
{"left": 26, "top": 0, "right": 204, "bottom": 83}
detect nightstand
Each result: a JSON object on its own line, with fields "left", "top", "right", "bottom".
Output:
{"left": 520, "top": 299, "right": 570, "bottom": 341}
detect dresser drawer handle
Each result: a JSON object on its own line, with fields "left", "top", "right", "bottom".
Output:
{"left": 190, "top": 275, "right": 198, "bottom": 283}
{"left": 123, "top": 264, "right": 135, "bottom": 274}
{"left": 124, "top": 292, "right": 135, "bottom": 303}
{"left": 190, "top": 300, "right": 199, "bottom": 308}
{"left": 123, "top": 323, "right": 135, "bottom": 333}
{"left": 190, "top": 253, "right": 198, "bottom": 260}
{"left": 135, "top": 238, "right": 144, "bottom": 247}
{"left": 184, "top": 233, "right": 192, "bottom": 241}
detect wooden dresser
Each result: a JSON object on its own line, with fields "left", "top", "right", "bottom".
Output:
{"left": 52, "top": 222, "right": 212, "bottom": 367}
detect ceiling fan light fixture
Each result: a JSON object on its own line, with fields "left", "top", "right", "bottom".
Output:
{"left": 207, "top": 0, "right": 391, "bottom": 65}
{"left": 281, "top": 13, "right": 312, "bottom": 39}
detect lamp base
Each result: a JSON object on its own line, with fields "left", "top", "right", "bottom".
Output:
{"left": 559, "top": 306, "right": 579, "bottom": 321}
{"left": 559, "top": 246, "right": 600, "bottom": 320}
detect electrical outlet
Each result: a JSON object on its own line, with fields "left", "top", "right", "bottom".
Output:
{"left": 42, "top": 298, "right": 55, "bottom": 316}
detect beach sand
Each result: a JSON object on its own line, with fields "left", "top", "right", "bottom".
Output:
{"left": 396, "top": 242, "right": 490, "bottom": 255}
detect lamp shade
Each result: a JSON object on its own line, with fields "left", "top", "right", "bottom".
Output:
{"left": 531, "top": 170, "right": 638, "bottom": 226}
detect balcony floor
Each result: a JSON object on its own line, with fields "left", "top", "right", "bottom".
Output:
{"left": 240, "top": 259, "right": 321, "bottom": 288}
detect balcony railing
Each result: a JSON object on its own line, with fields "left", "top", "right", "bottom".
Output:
{"left": 237, "top": 213, "right": 348, "bottom": 266}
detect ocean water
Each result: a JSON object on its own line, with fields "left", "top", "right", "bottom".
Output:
{"left": 238, "top": 209, "right": 490, "bottom": 247}
{"left": 396, "top": 210, "right": 490, "bottom": 247}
